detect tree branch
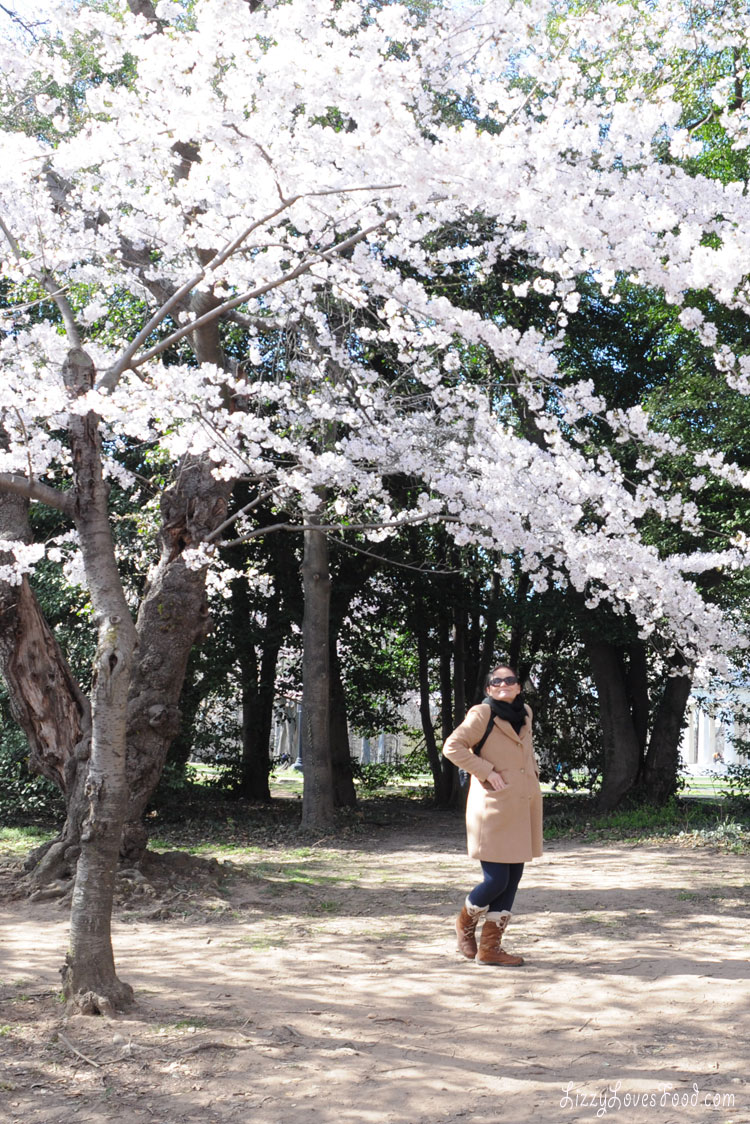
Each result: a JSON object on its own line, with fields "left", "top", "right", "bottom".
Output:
{"left": 205, "top": 486, "right": 282, "bottom": 543}
{"left": 218, "top": 511, "right": 456, "bottom": 549}
{"left": 117, "top": 216, "right": 394, "bottom": 377}
{"left": 0, "top": 214, "right": 82, "bottom": 348}
{"left": 328, "top": 535, "right": 460, "bottom": 574}
{"left": 0, "top": 473, "right": 76, "bottom": 516}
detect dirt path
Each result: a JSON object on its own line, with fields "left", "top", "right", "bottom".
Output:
{"left": 1, "top": 811, "right": 749, "bottom": 1124}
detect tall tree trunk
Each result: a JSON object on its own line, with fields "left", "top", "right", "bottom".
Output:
{"left": 241, "top": 639, "right": 281, "bottom": 803}
{"left": 329, "top": 644, "right": 357, "bottom": 807}
{"left": 166, "top": 654, "right": 202, "bottom": 771}
{"left": 230, "top": 573, "right": 272, "bottom": 803}
{"left": 473, "top": 571, "right": 500, "bottom": 704}
{"left": 119, "top": 460, "right": 232, "bottom": 860}
{"left": 453, "top": 601, "right": 467, "bottom": 724}
{"left": 508, "top": 571, "right": 530, "bottom": 670}
{"left": 235, "top": 584, "right": 282, "bottom": 803}
{"left": 586, "top": 638, "right": 642, "bottom": 811}
{"left": 59, "top": 348, "right": 137, "bottom": 1014}
{"left": 417, "top": 627, "right": 452, "bottom": 807}
{"left": 638, "top": 671, "right": 693, "bottom": 804}
{"left": 438, "top": 611, "right": 453, "bottom": 741}
{"left": 300, "top": 521, "right": 335, "bottom": 830}
{"left": 626, "top": 641, "right": 650, "bottom": 759}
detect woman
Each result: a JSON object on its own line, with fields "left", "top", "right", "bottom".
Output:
{"left": 442, "top": 664, "right": 542, "bottom": 966}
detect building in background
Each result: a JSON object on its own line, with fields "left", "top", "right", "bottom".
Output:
{"left": 680, "top": 689, "right": 750, "bottom": 773}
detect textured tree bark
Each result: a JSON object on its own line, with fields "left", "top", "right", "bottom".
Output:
{"left": 0, "top": 447, "right": 93, "bottom": 889}
{"left": 417, "top": 627, "right": 448, "bottom": 805}
{"left": 300, "top": 520, "right": 335, "bottom": 830}
{"left": 329, "top": 644, "right": 357, "bottom": 808}
{"left": 638, "top": 671, "right": 693, "bottom": 804}
{"left": 438, "top": 612, "right": 453, "bottom": 742}
{"left": 473, "top": 572, "right": 501, "bottom": 704}
{"left": 625, "top": 641, "right": 650, "bottom": 756}
{"left": 0, "top": 577, "right": 89, "bottom": 794}
{"left": 453, "top": 602, "right": 467, "bottom": 725}
{"left": 59, "top": 348, "right": 137, "bottom": 1014}
{"left": 586, "top": 638, "right": 642, "bottom": 811}
{"left": 119, "top": 460, "right": 231, "bottom": 861}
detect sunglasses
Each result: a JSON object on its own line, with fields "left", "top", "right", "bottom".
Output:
{"left": 489, "top": 676, "right": 518, "bottom": 686}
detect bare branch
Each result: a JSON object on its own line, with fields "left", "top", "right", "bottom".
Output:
{"left": 0, "top": 2, "right": 45, "bottom": 39}
{"left": 121, "top": 217, "right": 394, "bottom": 376}
{"left": 218, "top": 511, "right": 455, "bottom": 549}
{"left": 329, "top": 535, "right": 460, "bottom": 574}
{"left": 205, "top": 486, "right": 282, "bottom": 543}
{"left": 100, "top": 185, "right": 400, "bottom": 390}
{"left": 0, "top": 473, "right": 76, "bottom": 516}
{"left": 0, "top": 214, "right": 82, "bottom": 348}
{"left": 98, "top": 198, "right": 302, "bottom": 390}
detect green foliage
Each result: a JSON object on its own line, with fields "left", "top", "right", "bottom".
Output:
{"left": 543, "top": 794, "right": 750, "bottom": 851}
{"left": 352, "top": 745, "right": 430, "bottom": 792}
{"left": 723, "top": 762, "right": 750, "bottom": 806}
{"left": 0, "top": 724, "right": 64, "bottom": 822}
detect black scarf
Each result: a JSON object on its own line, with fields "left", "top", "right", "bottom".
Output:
{"left": 485, "top": 694, "right": 527, "bottom": 735}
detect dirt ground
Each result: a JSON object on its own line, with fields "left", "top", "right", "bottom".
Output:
{"left": 1, "top": 808, "right": 749, "bottom": 1124}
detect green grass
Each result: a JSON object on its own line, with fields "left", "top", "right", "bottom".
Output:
{"left": 0, "top": 825, "right": 55, "bottom": 855}
{"left": 543, "top": 794, "right": 750, "bottom": 851}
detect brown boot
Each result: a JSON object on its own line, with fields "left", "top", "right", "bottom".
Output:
{"left": 455, "top": 898, "right": 487, "bottom": 959}
{"left": 476, "top": 910, "right": 524, "bottom": 966}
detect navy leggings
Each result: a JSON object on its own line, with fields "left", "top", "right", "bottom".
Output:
{"left": 467, "top": 861, "right": 524, "bottom": 913}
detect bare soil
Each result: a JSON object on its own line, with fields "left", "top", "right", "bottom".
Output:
{"left": 1, "top": 808, "right": 749, "bottom": 1124}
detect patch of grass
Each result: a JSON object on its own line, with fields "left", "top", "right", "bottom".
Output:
{"left": 235, "top": 935, "right": 288, "bottom": 950}
{"left": 0, "top": 825, "right": 56, "bottom": 856}
{"left": 580, "top": 913, "right": 619, "bottom": 927}
{"left": 315, "top": 900, "right": 341, "bottom": 914}
{"left": 543, "top": 795, "right": 750, "bottom": 852}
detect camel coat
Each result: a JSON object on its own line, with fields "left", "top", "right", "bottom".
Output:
{"left": 442, "top": 703, "right": 543, "bottom": 863}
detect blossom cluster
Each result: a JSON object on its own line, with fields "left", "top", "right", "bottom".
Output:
{"left": 1, "top": 0, "right": 750, "bottom": 666}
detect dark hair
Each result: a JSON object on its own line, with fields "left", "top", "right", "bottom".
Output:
{"left": 485, "top": 663, "right": 519, "bottom": 689}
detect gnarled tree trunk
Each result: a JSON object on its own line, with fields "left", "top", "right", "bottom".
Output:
{"left": 120, "top": 460, "right": 232, "bottom": 861}
{"left": 0, "top": 474, "right": 92, "bottom": 890}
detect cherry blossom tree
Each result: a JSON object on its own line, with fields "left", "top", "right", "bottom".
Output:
{"left": 2, "top": 0, "right": 750, "bottom": 1009}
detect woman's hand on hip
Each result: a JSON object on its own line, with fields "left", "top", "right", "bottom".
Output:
{"left": 485, "top": 770, "right": 507, "bottom": 791}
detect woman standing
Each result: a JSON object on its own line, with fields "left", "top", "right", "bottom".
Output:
{"left": 442, "top": 665, "right": 542, "bottom": 966}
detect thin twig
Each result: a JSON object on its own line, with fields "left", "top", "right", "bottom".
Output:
{"left": 328, "top": 535, "right": 459, "bottom": 574}
{"left": 218, "top": 512, "right": 455, "bottom": 549}
{"left": 206, "top": 487, "right": 282, "bottom": 543}
{"left": 57, "top": 1031, "right": 102, "bottom": 1068}
{"left": 179, "top": 1039, "right": 257, "bottom": 1057}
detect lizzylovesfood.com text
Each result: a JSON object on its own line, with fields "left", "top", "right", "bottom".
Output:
{"left": 560, "top": 1081, "right": 736, "bottom": 1116}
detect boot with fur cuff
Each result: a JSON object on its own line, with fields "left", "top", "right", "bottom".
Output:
{"left": 455, "top": 897, "right": 488, "bottom": 959}
{"left": 476, "top": 910, "right": 524, "bottom": 966}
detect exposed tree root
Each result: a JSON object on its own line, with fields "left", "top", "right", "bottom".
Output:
{"left": 61, "top": 957, "right": 135, "bottom": 1017}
